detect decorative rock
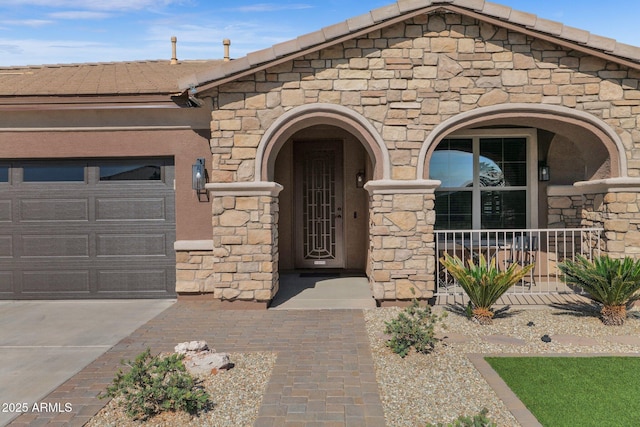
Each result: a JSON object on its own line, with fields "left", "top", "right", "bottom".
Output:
{"left": 175, "top": 340, "right": 209, "bottom": 354}
{"left": 541, "top": 334, "right": 552, "bottom": 343}
{"left": 175, "top": 340, "right": 233, "bottom": 376}
{"left": 183, "top": 352, "right": 233, "bottom": 376}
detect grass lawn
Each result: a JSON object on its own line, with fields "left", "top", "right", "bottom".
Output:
{"left": 485, "top": 356, "right": 640, "bottom": 427}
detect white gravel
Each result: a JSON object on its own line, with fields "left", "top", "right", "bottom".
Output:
{"left": 364, "top": 305, "right": 640, "bottom": 426}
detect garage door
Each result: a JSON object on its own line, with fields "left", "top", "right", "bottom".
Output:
{"left": 0, "top": 158, "right": 176, "bottom": 299}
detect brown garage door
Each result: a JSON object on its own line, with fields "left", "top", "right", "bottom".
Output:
{"left": 0, "top": 158, "right": 176, "bottom": 299}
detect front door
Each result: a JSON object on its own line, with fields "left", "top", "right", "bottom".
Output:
{"left": 294, "top": 141, "right": 344, "bottom": 269}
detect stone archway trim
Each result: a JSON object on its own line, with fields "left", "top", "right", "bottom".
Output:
{"left": 255, "top": 103, "right": 390, "bottom": 182}
{"left": 417, "top": 103, "right": 628, "bottom": 180}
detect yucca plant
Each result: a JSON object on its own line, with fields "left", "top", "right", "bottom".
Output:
{"left": 558, "top": 255, "right": 640, "bottom": 326}
{"left": 440, "top": 253, "right": 534, "bottom": 325}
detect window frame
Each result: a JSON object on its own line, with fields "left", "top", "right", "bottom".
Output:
{"left": 431, "top": 128, "right": 538, "bottom": 230}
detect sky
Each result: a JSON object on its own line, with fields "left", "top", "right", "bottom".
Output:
{"left": 0, "top": 0, "right": 639, "bottom": 67}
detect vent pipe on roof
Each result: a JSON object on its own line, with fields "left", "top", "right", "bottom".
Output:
{"left": 170, "top": 36, "right": 178, "bottom": 65}
{"left": 223, "top": 39, "right": 231, "bottom": 62}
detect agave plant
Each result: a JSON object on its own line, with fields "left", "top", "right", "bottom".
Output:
{"left": 558, "top": 255, "right": 640, "bottom": 326}
{"left": 440, "top": 253, "right": 534, "bottom": 325}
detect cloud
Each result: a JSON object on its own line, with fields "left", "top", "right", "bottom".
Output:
{"left": 227, "top": 3, "right": 313, "bottom": 13}
{"left": 49, "top": 11, "right": 111, "bottom": 19}
{"left": 0, "top": 0, "right": 181, "bottom": 11}
{"left": 0, "top": 19, "right": 53, "bottom": 27}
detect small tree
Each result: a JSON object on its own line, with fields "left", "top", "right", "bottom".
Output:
{"left": 440, "top": 253, "right": 534, "bottom": 325}
{"left": 558, "top": 255, "right": 640, "bottom": 325}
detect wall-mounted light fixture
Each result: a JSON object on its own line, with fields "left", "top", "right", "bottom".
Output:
{"left": 192, "top": 158, "right": 206, "bottom": 194}
{"left": 538, "top": 162, "right": 550, "bottom": 182}
{"left": 356, "top": 170, "right": 365, "bottom": 188}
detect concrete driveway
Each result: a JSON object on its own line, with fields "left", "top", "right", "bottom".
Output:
{"left": 0, "top": 299, "right": 174, "bottom": 426}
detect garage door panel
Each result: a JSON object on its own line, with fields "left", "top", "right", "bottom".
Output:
{"left": 21, "top": 235, "right": 89, "bottom": 258}
{"left": 97, "top": 270, "right": 168, "bottom": 293}
{"left": 20, "top": 199, "right": 89, "bottom": 222}
{"left": 0, "top": 236, "right": 13, "bottom": 257}
{"left": 97, "top": 234, "right": 168, "bottom": 257}
{"left": 22, "top": 270, "right": 90, "bottom": 293}
{"left": 96, "top": 197, "right": 168, "bottom": 221}
{"left": 0, "top": 200, "right": 11, "bottom": 222}
{"left": 0, "top": 272, "right": 13, "bottom": 293}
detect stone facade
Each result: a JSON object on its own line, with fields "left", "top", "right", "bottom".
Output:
{"left": 368, "top": 187, "right": 437, "bottom": 299}
{"left": 175, "top": 9, "right": 640, "bottom": 303}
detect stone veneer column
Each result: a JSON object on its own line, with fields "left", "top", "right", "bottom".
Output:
{"left": 575, "top": 178, "right": 640, "bottom": 258}
{"left": 364, "top": 179, "right": 440, "bottom": 302}
{"left": 206, "top": 182, "right": 283, "bottom": 302}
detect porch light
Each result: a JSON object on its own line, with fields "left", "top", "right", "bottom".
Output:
{"left": 356, "top": 170, "right": 366, "bottom": 188}
{"left": 538, "top": 163, "right": 550, "bottom": 182}
{"left": 192, "top": 157, "right": 206, "bottom": 194}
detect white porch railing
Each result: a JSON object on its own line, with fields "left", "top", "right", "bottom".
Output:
{"left": 435, "top": 228, "right": 603, "bottom": 296}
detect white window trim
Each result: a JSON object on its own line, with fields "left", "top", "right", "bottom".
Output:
{"left": 438, "top": 128, "right": 538, "bottom": 230}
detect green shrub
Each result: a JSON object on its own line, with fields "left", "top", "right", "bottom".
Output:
{"left": 559, "top": 255, "right": 640, "bottom": 325}
{"left": 99, "top": 348, "right": 211, "bottom": 420}
{"left": 426, "top": 408, "right": 497, "bottom": 427}
{"left": 440, "top": 253, "right": 534, "bottom": 324}
{"left": 384, "top": 299, "right": 447, "bottom": 358}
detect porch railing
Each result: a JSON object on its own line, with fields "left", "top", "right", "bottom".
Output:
{"left": 434, "top": 228, "right": 603, "bottom": 296}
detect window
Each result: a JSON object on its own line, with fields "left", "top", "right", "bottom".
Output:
{"left": 23, "top": 164, "right": 85, "bottom": 182}
{"left": 429, "top": 130, "right": 536, "bottom": 230}
{"left": 0, "top": 166, "right": 8, "bottom": 182}
{"left": 99, "top": 162, "right": 162, "bottom": 181}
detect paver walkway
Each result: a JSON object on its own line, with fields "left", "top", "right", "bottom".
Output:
{"left": 9, "top": 302, "right": 385, "bottom": 426}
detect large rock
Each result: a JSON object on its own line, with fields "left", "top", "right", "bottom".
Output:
{"left": 175, "top": 340, "right": 209, "bottom": 354}
{"left": 174, "top": 340, "right": 233, "bottom": 376}
{"left": 183, "top": 352, "right": 233, "bottom": 376}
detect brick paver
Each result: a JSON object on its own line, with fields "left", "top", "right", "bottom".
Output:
{"left": 9, "top": 302, "right": 385, "bottom": 426}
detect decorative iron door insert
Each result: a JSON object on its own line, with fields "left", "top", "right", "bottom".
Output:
{"left": 294, "top": 141, "right": 344, "bottom": 268}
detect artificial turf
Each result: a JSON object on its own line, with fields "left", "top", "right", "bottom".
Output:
{"left": 485, "top": 356, "right": 640, "bottom": 427}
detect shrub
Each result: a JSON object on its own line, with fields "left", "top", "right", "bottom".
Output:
{"left": 99, "top": 348, "right": 211, "bottom": 420}
{"left": 384, "top": 299, "right": 447, "bottom": 358}
{"left": 440, "top": 253, "right": 534, "bottom": 324}
{"left": 558, "top": 255, "right": 640, "bottom": 325}
{"left": 426, "top": 408, "right": 497, "bottom": 427}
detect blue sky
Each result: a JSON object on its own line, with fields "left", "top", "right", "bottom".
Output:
{"left": 0, "top": 0, "right": 638, "bottom": 67}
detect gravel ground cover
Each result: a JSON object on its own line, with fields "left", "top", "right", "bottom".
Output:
{"left": 87, "top": 352, "right": 276, "bottom": 427}
{"left": 364, "top": 304, "right": 640, "bottom": 427}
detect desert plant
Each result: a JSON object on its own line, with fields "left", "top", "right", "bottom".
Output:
{"left": 440, "top": 253, "right": 534, "bottom": 325}
{"left": 558, "top": 255, "right": 640, "bottom": 325}
{"left": 99, "top": 348, "right": 210, "bottom": 420}
{"left": 384, "top": 299, "right": 447, "bottom": 358}
{"left": 426, "top": 408, "right": 497, "bottom": 427}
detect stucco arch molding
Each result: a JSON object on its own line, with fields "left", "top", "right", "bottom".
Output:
{"left": 416, "top": 103, "right": 629, "bottom": 180}
{"left": 255, "top": 103, "right": 390, "bottom": 182}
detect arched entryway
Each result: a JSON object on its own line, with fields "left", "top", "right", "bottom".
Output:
{"left": 254, "top": 104, "right": 390, "bottom": 304}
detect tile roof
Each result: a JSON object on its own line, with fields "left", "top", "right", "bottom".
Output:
{"left": 179, "top": 0, "right": 640, "bottom": 92}
{"left": 0, "top": 60, "right": 222, "bottom": 97}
